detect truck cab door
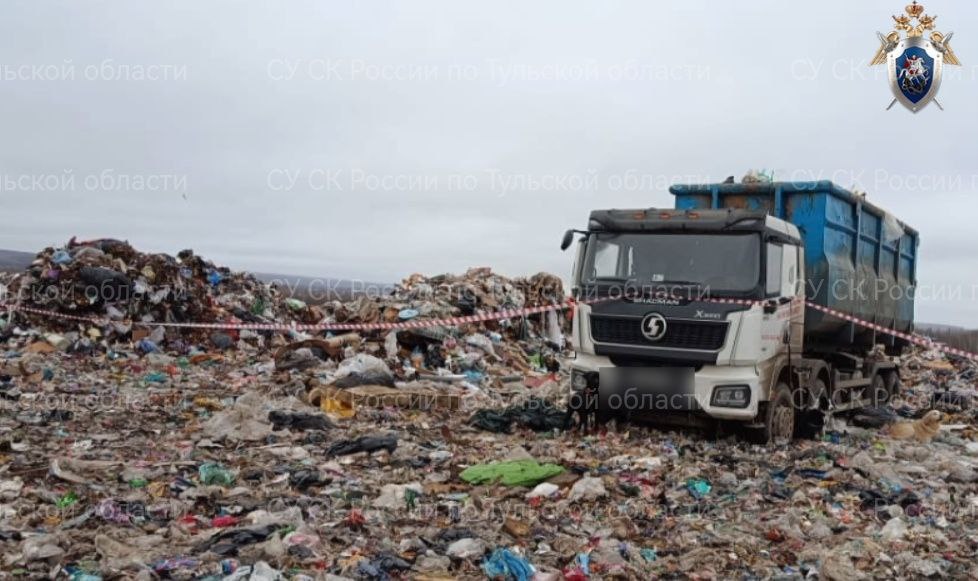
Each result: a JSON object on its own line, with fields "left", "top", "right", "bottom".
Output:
{"left": 759, "top": 242, "right": 786, "bottom": 361}
{"left": 782, "top": 244, "right": 804, "bottom": 352}
{"left": 760, "top": 242, "right": 803, "bottom": 357}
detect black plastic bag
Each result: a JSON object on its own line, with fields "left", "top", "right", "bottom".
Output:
{"left": 326, "top": 434, "right": 398, "bottom": 457}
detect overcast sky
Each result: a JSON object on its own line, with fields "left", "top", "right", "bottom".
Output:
{"left": 2, "top": 0, "right": 978, "bottom": 325}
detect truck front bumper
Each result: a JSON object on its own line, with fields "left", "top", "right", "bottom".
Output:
{"left": 570, "top": 353, "right": 761, "bottom": 421}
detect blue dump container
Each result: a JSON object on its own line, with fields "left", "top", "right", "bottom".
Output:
{"left": 670, "top": 181, "right": 918, "bottom": 354}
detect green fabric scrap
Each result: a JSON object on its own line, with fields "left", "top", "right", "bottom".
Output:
{"left": 460, "top": 459, "right": 564, "bottom": 487}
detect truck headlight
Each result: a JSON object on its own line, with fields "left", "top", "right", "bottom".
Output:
{"left": 711, "top": 385, "right": 751, "bottom": 408}
{"left": 571, "top": 371, "right": 590, "bottom": 391}
{"left": 571, "top": 370, "right": 599, "bottom": 392}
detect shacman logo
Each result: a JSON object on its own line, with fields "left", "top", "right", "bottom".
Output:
{"left": 870, "top": 1, "right": 960, "bottom": 112}
{"left": 641, "top": 312, "right": 668, "bottom": 341}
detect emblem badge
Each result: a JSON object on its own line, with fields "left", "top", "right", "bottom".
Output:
{"left": 641, "top": 313, "right": 668, "bottom": 341}
{"left": 870, "top": 2, "right": 960, "bottom": 112}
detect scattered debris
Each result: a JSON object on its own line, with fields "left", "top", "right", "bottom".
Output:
{"left": 2, "top": 242, "right": 978, "bottom": 578}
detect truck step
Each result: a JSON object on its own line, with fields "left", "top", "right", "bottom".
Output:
{"left": 835, "top": 378, "right": 871, "bottom": 390}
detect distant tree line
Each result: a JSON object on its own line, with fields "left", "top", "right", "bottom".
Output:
{"left": 920, "top": 327, "right": 978, "bottom": 353}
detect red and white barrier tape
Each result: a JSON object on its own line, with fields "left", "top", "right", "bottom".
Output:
{"left": 3, "top": 296, "right": 976, "bottom": 361}
{"left": 802, "top": 301, "right": 978, "bottom": 360}
{"left": 699, "top": 296, "right": 977, "bottom": 360}
{"left": 698, "top": 296, "right": 974, "bottom": 359}
{"left": 0, "top": 299, "right": 601, "bottom": 333}
{"left": 679, "top": 296, "right": 975, "bottom": 361}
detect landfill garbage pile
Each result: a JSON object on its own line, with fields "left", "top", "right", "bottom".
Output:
{"left": 2, "top": 321, "right": 978, "bottom": 581}
{"left": 311, "top": 267, "right": 566, "bottom": 344}
{"left": 0, "top": 255, "right": 583, "bottom": 579}
{"left": 279, "top": 267, "right": 569, "bottom": 407}
{"left": 1, "top": 240, "right": 569, "bottom": 363}
{"left": 1, "top": 238, "right": 296, "bottom": 346}
{"left": 6, "top": 244, "right": 978, "bottom": 578}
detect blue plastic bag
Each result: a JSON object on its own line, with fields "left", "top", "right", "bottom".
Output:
{"left": 482, "top": 548, "right": 534, "bottom": 581}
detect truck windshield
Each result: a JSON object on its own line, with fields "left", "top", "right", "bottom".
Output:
{"left": 580, "top": 232, "right": 761, "bottom": 294}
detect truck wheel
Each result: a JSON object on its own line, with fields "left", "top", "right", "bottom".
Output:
{"left": 795, "top": 379, "right": 827, "bottom": 440}
{"left": 594, "top": 396, "right": 612, "bottom": 427}
{"left": 869, "top": 373, "right": 888, "bottom": 406}
{"left": 884, "top": 370, "right": 900, "bottom": 399}
{"left": 763, "top": 382, "right": 795, "bottom": 444}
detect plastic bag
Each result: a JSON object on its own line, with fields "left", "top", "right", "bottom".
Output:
{"left": 464, "top": 334, "right": 496, "bottom": 357}
{"left": 569, "top": 476, "right": 608, "bottom": 501}
{"left": 334, "top": 353, "right": 394, "bottom": 387}
{"left": 483, "top": 548, "right": 535, "bottom": 581}
{"left": 384, "top": 331, "right": 399, "bottom": 359}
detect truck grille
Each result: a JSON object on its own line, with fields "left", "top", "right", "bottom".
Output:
{"left": 590, "top": 316, "right": 728, "bottom": 351}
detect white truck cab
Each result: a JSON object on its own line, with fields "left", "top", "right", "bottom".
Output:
{"left": 562, "top": 207, "right": 898, "bottom": 442}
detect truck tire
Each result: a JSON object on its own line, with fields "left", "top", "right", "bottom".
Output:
{"left": 795, "top": 379, "right": 827, "bottom": 440}
{"left": 763, "top": 382, "right": 795, "bottom": 444}
{"left": 884, "top": 370, "right": 900, "bottom": 399}
{"left": 594, "top": 394, "right": 613, "bottom": 427}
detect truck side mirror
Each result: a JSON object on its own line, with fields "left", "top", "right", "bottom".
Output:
{"left": 560, "top": 229, "right": 575, "bottom": 251}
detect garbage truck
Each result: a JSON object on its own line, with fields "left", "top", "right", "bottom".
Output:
{"left": 561, "top": 180, "right": 919, "bottom": 442}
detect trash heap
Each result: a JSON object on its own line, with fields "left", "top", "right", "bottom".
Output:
{"left": 2, "top": 241, "right": 569, "bottom": 371}
{"left": 4, "top": 242, "right": 978, "bottom": 579}
{"left": 273, "top": 267, "right": 569, "bottom": 417}
{"left": 3, "top": 238, "right": 293, "bottom": 345}
{"left": 2, "top": 337, "right": 978, "bottom": 579}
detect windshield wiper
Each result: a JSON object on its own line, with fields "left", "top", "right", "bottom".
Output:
{"left": 721, "top": 215, "right": 762, "bottom": 230}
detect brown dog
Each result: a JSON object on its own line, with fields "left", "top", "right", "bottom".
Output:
{"left": 886, "top": 410, "right": 943, "bottom": 442}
